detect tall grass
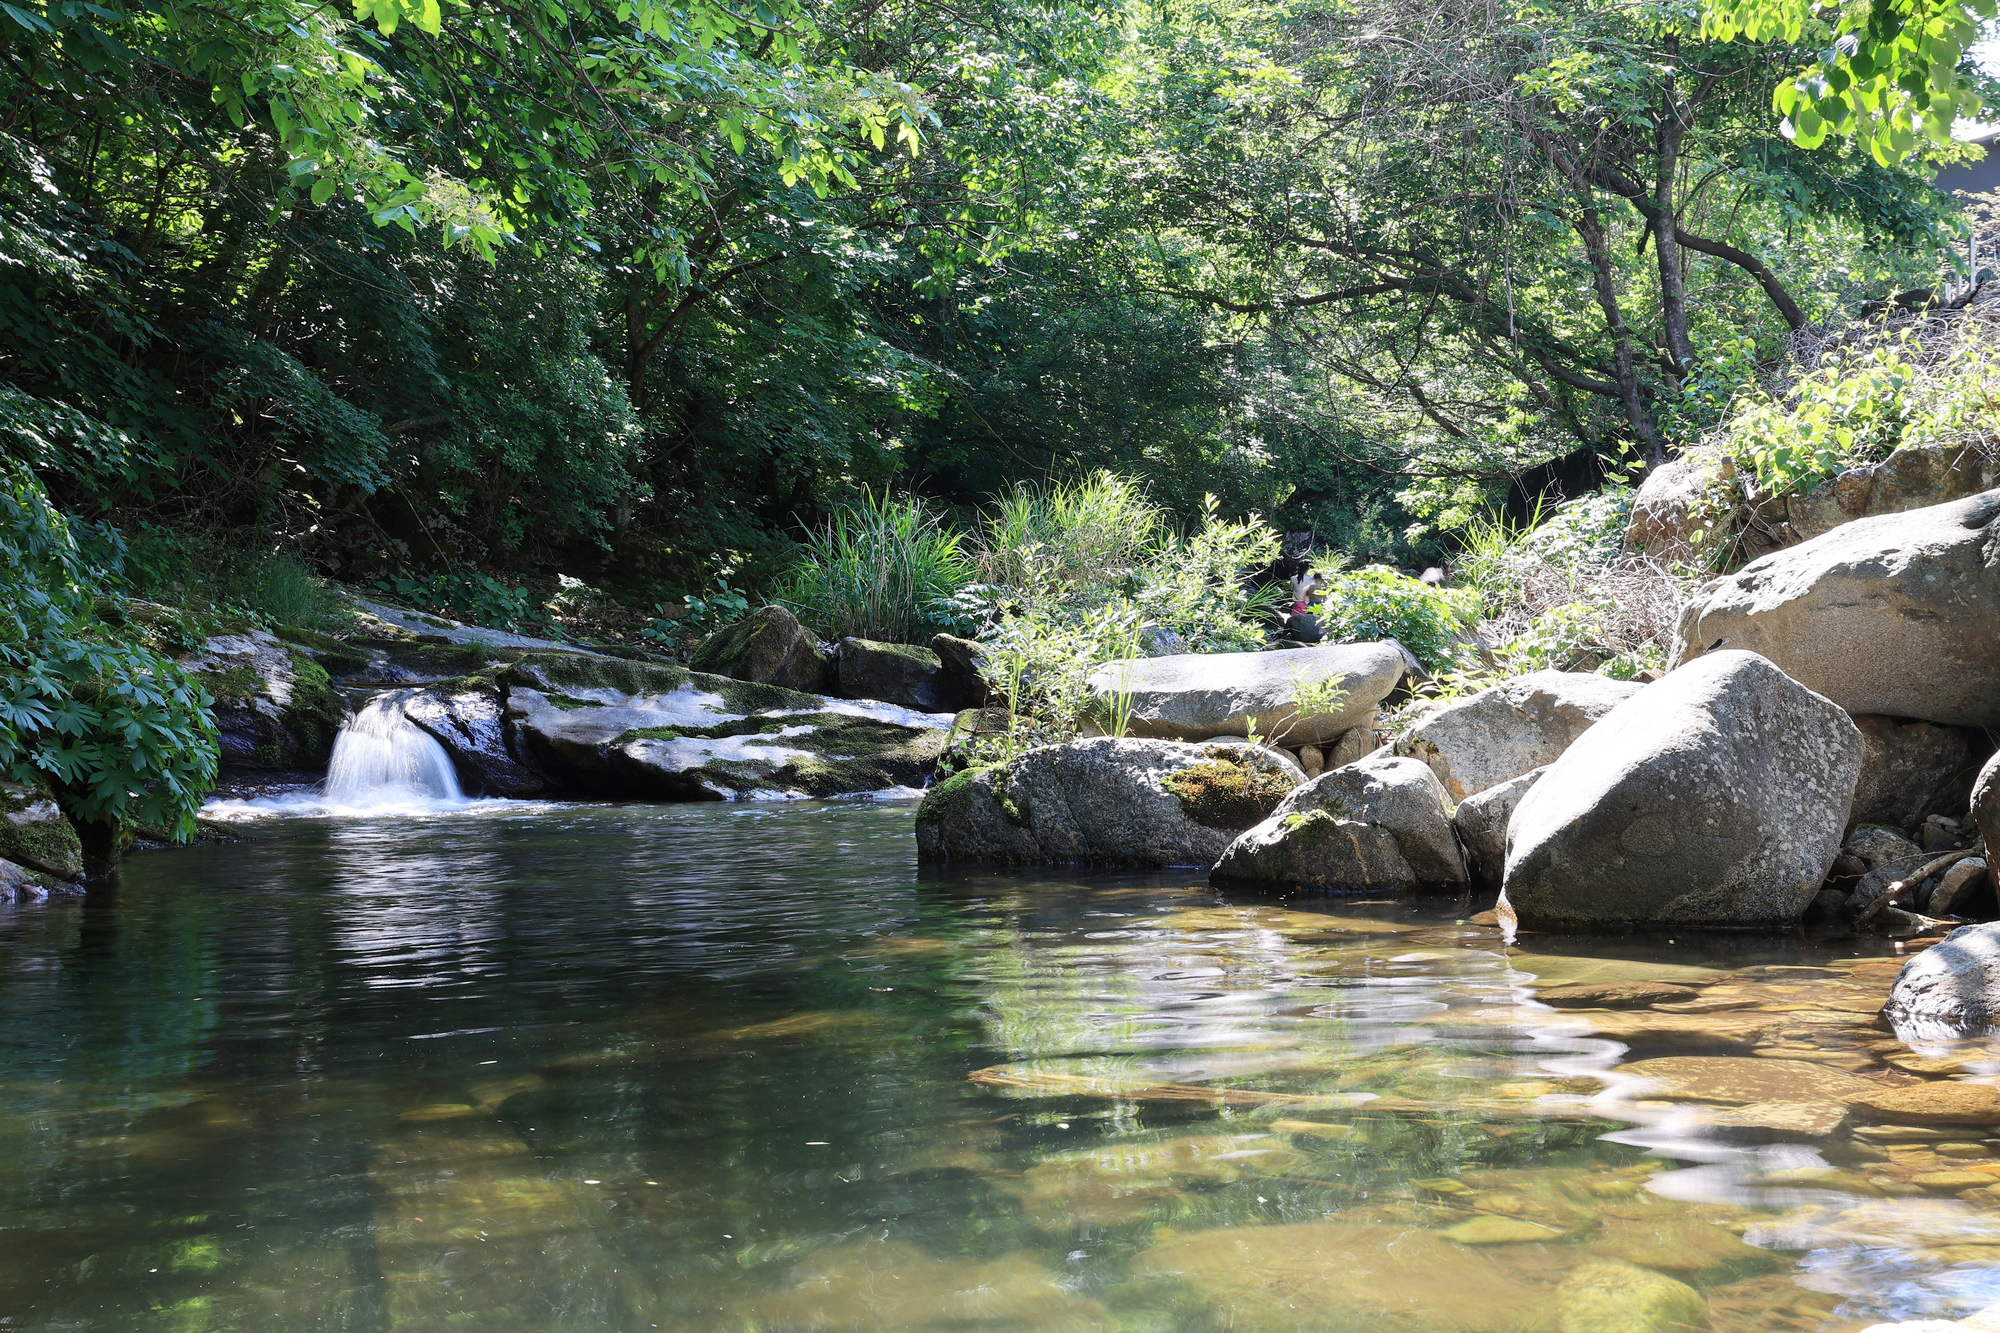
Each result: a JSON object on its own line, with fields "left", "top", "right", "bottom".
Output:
{"left": 776, "top": 491, "right": 976, "bottom": 643}
{"left": 978, "top": 473, "right": 1162, "bottom": 606}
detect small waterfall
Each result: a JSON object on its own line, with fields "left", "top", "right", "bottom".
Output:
{"left": 322, "top": 693, "right": 466, "bottom": 808}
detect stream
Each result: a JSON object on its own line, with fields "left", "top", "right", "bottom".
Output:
{"left": 3, "top": 797, "right": 2000, "bottom": 1330}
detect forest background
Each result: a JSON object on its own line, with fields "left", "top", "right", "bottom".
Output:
{"left": 2, "top": 0, "right": 1998, "bottom": 837}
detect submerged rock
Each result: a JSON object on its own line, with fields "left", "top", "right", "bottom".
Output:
{"left": 0, "top": 773, "right": 81, "bottom": 879}
{"left": 750, "top": 1241, "right": 1110, "bottom": 1331}
{"left": 1084, "top": 642, "right": 1404, "bottom": 746}
{"left": 1210, "top": 750, "right": 1467, "bottom": 893}
{"left": 1133, "top": 1219, "right": 1555, "bottom": 1333}
{"left": 1555, "top": 1262, "right": 1708, "bottom": 1333}
{"left": 914, "top": 738, "right": 1300, "bottom": 867}
{"left": 1673, "top": 490, "right": 2000, "bottom": 726}
{"left": 401, "top": 652, "right": 951, "bottom": 801}
{"left": 1613, "top": 1056, "right": 1878, "bottom": 1105}
{"left": 183, "top": 628, "right": 346, "bottom": 770}
{"left": 1882, "top": 922, "right": 2000, "bottom": 1033}
{"left": 1846, "top": 1081, "right": 2000, "bottom": 1127}
{"left": 1501, "top": 651, "right": 1861, "bottom": 933}
{"left": 687, "top": 606, "right": 826, "bottom": 692}
{"left": 1394, "top": 670, "right": 1641, "bottom": 801}
{"left": 1533, "top": 981, "right": 1699, "bottom": 1009}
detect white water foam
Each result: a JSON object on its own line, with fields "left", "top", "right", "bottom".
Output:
{"left": 205, "top": 693, "right": 484, "bottom": 819}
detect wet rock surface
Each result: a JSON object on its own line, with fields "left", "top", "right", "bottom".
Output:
{"left": 1883, "top": 922, "right": 2000, "bottom": 1033}
{"left": 400, "top": 651, "right": 952, "bottom": 800}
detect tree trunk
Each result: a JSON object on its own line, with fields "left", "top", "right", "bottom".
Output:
{"left": 1573, "top": 202, "right": 1666, "bottom": 467}
{"left": 1652, "top": 89, "right": 1695, "bottom": 380}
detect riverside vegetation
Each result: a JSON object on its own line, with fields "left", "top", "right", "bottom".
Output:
{"left": 17, "top": 0, "right": 2000, "bottom": 1325}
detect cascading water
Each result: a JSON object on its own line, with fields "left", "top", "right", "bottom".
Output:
{"left": 321, "top": 692, "right": 467, "bottom": 808}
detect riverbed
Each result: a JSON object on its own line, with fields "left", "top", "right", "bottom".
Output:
{"left": 1, "top": 800, "right": 1997, "bottom": 1330}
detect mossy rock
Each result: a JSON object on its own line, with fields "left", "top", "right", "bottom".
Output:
{"left": 0, "top": 773, "right": 83, "bottom": 878}
{"left": 1163, "top": 756, "right": 1296, "bottom": 829}
{"left": 688, "top": 606, "right": 827, "bottom": 692}
{"left": 273, "top": 626, "right": 374, "bottom": 676}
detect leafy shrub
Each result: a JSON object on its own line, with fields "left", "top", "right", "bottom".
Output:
{"left": 370, "top": 572, "right": 561, "bottom": 637}
{"left": 121, "top": 526, "right": 354, "bottom": 632}
{"left": 1441, "top": 487, "right": 1688, "bottom": 686}
{"left": 0, "top": 466, "right": 217, "bottom": 844}
{"left": 1314, "top": 567, "right": 1477, "bottom": 670}
{"left": 978, "top": 473, "right": 1163, "bottom": 610}
{"left": 776, "top": 491, "right": 976, "bottom": 643}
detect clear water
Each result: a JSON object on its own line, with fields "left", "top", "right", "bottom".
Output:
{"left": 1, "top": 801, "right": 1997, "bottom": 1331}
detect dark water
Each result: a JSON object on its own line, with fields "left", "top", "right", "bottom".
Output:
{"left": 2, "top": 800, "right": 1998, "bottom": 1331}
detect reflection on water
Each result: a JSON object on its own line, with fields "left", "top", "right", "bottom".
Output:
{"left": 3, "top": 802, "right": 2000, "bottom": 1329}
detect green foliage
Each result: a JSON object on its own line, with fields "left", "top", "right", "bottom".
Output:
{"left": 121, "top": 527, "right": 353, "bottom": 633}
{"left": 775, "top": 492, "right": 977, "bottom": 643}
{"left": 1455, "top": 490, "right": 1637, "bottom": 612}
{"left": 1314, "top": 569, "right": 1478, "bottom": 672}
{"left": 370, "top": 573, "right": 561, "bottom": 637}
{"left": 0, "top": 466, "right": 216, "bottom": 839}
{"left": 1704, "top": 0, "right": 1996, "bottom": 163}
{"left": 977, "top": 473, "right": 1164, "bottom": 608}
{"left": 949, "top": 479, "right": 1286, "bottom": 759}
{"left": 1716, "top": 335, "right": 2000, "bottom": 496}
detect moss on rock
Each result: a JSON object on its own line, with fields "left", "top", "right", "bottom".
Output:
{"left": 917, "top": 764, "right": 993, "bottom": 832}
{"left": 1164, "top": 756, "right": 1296, "bottom": 829}
{"left": 0, "top": 775, "right": 83, "bottom": 878}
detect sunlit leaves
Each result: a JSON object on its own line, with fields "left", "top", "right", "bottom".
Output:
{"left": 1704, "top": 0, "right": 1997, "bottom": 162}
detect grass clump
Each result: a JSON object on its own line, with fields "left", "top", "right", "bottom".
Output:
{"left": 775, "top": 491, "right": 976, "bottom": 644}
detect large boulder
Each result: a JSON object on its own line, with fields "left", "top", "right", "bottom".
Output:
{"left": 1500, "top": 650, "right": 1862, "bottom": 932}
{"left": 1765, "top": 444, "right": 2000, "bottom": 551}
{"left": 1627, "top": 443, "right": 2000, "bottom": 563}
{"left": 835, "top": 637, "right": 979, "bottom": 712}
{"left": 1672, "top": 490, "right": 2000, "bottom": 726}
{"left": 1972, "top": 751, "right": 2000, "bottom": 871}
{"left": 688, "top": 607, "right": 827, "bottom": 691}
{"left": 0, "top": 773, "right": 81, "bottom": 879}
{"left": 1210, "top": 750, "right": 1468, "bottom": 892}
{"left": 1454, "top": 767, "right": 1544, "bottom": 890}
{"left": 1850, "top": 715, "right": 1984, "bottom": 830}
{"left": 182, "top": 628, "right": 347, "bottom": 770}
{"left": 402, "top": 653, "right": 952, "bottom": 801}
{"left": 1084, "top": 642, "right": 1404, "bottom": 747}
{"left": 1882, "top": 921, "right": 2000, "bottom": 1034}
{"left": 915, "top": 738, "right": 1301, "bottom": 867}
{"left": 1394, "top": 670, "right": 1642, "bottom": 801}
{"left": 1624, "top": 447, "right": 1722, "bottom": 560}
